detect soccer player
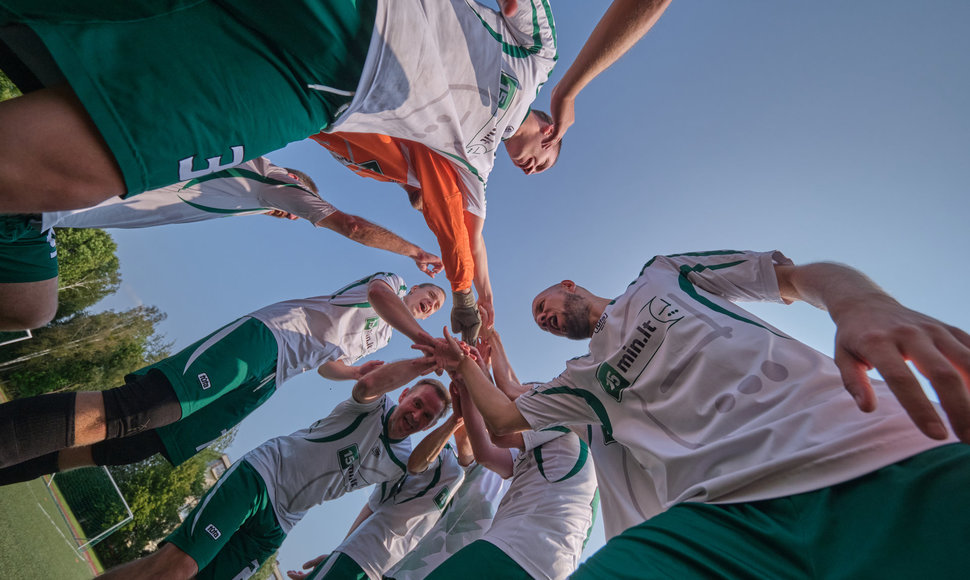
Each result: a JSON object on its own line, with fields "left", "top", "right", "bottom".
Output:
{"left": 0, "top": 0, "right": 553, "bottom": 215}
{"left": 0, "top": 272, "right": 444, "bottom": 483}
{"left": 288, "top": 442, "right": 465, "bottom": 580}
{"left": 98, "top": 355, "right": 452, "bottom": 580}
{"left": 424, "top": 368, "right": 598, "bottom": 580}
{"left": 0, "top": 156, "right": 442, "bottom": 331}
{"left": 439, "top": 250, "right": 970, "bottom": 578}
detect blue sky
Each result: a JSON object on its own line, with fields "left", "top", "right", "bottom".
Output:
{"left": 97, "top": 0, "right": 970, "bottom": 572}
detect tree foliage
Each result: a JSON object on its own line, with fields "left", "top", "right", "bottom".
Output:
{"left": 93, "top": 428, "right": 237, "bottom": 569}
{"left": 0, "top": 69, "right": 20, "bottom": 101}
{"left": 55, "top": 228, "right": 122, "bottom": 320}
{"left": 0, "top": 306, "right": 170, "bottom": 397}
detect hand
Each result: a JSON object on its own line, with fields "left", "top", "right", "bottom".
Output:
{"left": 452, "top": 291, "right": 482, "bottom": 343}
{"left": 832, "top": 295, "right": 970, "bottom": 442}
{"left": 355, "top": 359, "right": 385, "bottom": 378}
{"left": 476, "top": 335, "right": 492, "bottom": 366}
{"left": 287, "top": 554, "right": 329, "bottom": 580}
{"left": 542, "top": 83, "right": 576, "bottom": 149}
{"left": 413, "top": 249, "right": 444, "bottom": 278}
{"left": 497, "top": 0, "right": 518, "bottom": 18}
{"left": 478, "top": 296, "right": 495, "bottom": 331}
{"left": 449, "top": 381, "right": 464, "bottom": 419}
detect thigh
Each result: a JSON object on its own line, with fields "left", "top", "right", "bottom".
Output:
{"left": 0, "top": 219, "right": 58, "bottom": 328}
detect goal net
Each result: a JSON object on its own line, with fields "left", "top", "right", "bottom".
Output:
{"left": 45, "top": 466, "right": 133, "bottom": 552}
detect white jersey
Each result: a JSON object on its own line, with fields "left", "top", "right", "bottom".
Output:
{"left": 337, "top": 446, "right": 466, "bottom": 580}
{"left": 516, "top": 250, "right": 958, "bottom": 511}
{"left": 249, "top": 272, "right": 407, "bottom": 385}
{"left": 245, "top": 395, "right": 412, "bottom": 533}
{"left": 332, "top": 0, "right": 557, "bottom": 218}
{"left": 386, "top": 461, "right": 509, "bottom": 579}
{"left": 483, "top": 429, "right": 598, "bottom": 580}
{"left": 580, "top": 424, "right": 661, "bottom": 539}
{"left": 41, "top": 157, "right": 336, "bottom": 230}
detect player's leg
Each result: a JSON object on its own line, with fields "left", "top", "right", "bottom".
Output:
{"left": 302, "top": 552, "right": 368, "bottom": 580}
{"left": 0, "top": 429, "right": 164, "bottom": 486}
{"left": 0, "top": 217, "right": 58, "bottom": 329}
{"left": 0, "top": 369, "right": 181, "bottom": 467}
{"left": 0, "top": 85, "right": 126, "bottom": 212}
{"left": 99, "top": 542, "right": 198, "bottom": 580}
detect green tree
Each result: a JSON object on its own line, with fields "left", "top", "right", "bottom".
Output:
{"left": 0, "top": 69, "right": 21, "bottom": 101}
{"left": 55, "top": 228, "right": 122, "bottom": 320}
{"left": 0, "top": 306, "right": 170, "bottom": 397}
{"left": 93, "top": 430, "right": 237, "bottom": 569}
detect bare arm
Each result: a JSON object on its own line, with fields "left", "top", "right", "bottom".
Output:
{"left": 454, "top": 380, "right": 515, "bottom": 478}
{"left": 465, "top": 212, "right": 494, "bottom": 330}
{"left": 318, "top": 211, "right": 443, "bottom": 278}
{"left": 408, "top": 413, "right": 462, "bottom": 474}
{"left": 483, "top": 330, "right": 530, "bottom": 400}
{"left": 775, "top": 262, "right": 970, "bottom": 443}
{"left": 544, "top": 0, "right": 673, "bottom": 146}
{"left": 453, "top": 424, "right": 475, "bottom": 466}
{"left": 352, "top": 355, "right": 438, "bottom": 404}
{"left": 367, "top": 279, "right": 435, "bottom": 347}
{"left": 317, "top": 359, "right": 384, "bottom": 381}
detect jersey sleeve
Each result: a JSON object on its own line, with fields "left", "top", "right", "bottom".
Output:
{"left": 514, "top": 374, "right": 600, "bottom": 431}
{"left": 643, "top": 250, "right": 793, "bottom": 304}
{"left": 499, "top": 0, "right": 558, "bottom": 64}
{"left": 411, "top": 146, "right": 476, "bottom": 293}
{"left": 253, "top": 160, "right": 338, "bottom": 224}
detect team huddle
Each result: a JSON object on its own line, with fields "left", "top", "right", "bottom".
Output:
{"left": 1, "top": 1, "right": 968, "bottom": 579}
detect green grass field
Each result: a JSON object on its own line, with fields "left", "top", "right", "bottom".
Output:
{"left": 0, "top": 478, "right": 98, "bottom": 579}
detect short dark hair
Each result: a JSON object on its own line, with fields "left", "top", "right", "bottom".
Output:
{"left": 283, "top": 168, "right": 319, "bottom": 194}
{"left": 413, "top": 378, "right": 451, "bottom": 419}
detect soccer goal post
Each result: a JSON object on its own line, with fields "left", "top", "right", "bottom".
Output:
{"left": 46, "top": 466, "right": 134, "bottom": 552}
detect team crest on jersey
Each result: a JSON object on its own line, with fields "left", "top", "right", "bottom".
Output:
{"left": 338, "top": 444, "right": 360, "bottom": 470}
{"left": 596, "top": 297, "right": 683, "bottom": 401}
{"left": 434, "top": 487, "right": 450, "bottom": 510}
{"left": 205, "top": 524, "right": 221, "bottom": 540}
{"left": 198, "top": 373, "right": 211, "bottom": 390}
{"left": 364, "top": 317, "right": 380, "bottom": 330}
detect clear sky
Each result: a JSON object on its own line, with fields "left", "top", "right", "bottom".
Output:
{"left": 97, "top": 0, "right": 970, "bottom": 573}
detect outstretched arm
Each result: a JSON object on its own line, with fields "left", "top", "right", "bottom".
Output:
{"left": 408, "top": 412, "right": 463, "bottom": 474}
{"left": 453, "top": 380, "right": 515, "bottom": 478}
{"left": 352, "top": 355, "right": 438, "bottom": 404}
{"left": 543, "top": 0, "right": 673, "bottom": 147}
{"left": 465, "top": 212, "right": 494, "bottom": 331}
{"left": 317, "top": 359, "right": 384, "bottom": 381}
{"left": 776, "top": 262, "right": 970, "bottom": 443}
{"left": 482, "top": 330, "right": 530, "bottom": 400}
{"left": 367, "top": 279, "right": 435, "bottom": 347}
{"left": 318, "top": 211, "right": 443, "bottom": 278}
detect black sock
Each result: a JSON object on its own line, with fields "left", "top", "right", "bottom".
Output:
{"left": 0, "top": 451, "right": 60, "bottom": 486}
{"left": 91, "top": 430, "right": 163, "bottom": 466}
{"left": 101, "top": 370, "right": 181, "bottom": 439}
{"left": 0, "top": 392, "right": 76, "bottom": 468}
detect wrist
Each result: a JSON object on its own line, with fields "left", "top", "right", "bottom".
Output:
{"left": 453, "top": 289, "right": 476, "bottom": 308}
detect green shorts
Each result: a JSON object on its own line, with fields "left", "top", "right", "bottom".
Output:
{"left": 572, "top": 443, "right": 970, "bottom": 580}
{"left": 307, "top": 552, "right": 367, "bottom": 580}
{"left": 425, "top": 540, "right": 531, "bottom": 580}
{"left": 167, "top": 459, "right": 286, "bottom": 579}
{"left": 1, "top": 0, "right": 375, "bottom": 195}
{"left": 145, "top": 317, "right": 278, "bottom": 466}
{"left": 0, "top": 216, "right": 56, "bottom": 283}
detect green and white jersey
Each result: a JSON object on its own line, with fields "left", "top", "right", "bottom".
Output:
{"left": 245, "top": 395, "right": 411, "bottom": 533}
{"left": 332, "top": 0, "right": 557, "bottom": 217}
{"left": 387, "top": 460, "right": 509, "bottom": 580}
{"left": 336, "top": 446, "right": 465, "bottom": 580}
{"left": 516, "top": 250, "right": 957, "bottom": 510}
{"left": 41, "top": 157, "right": 335, "bottom": 230}
{"left": 484, "top": 429, "right": 598, "bottom": 580}
{"left": 581, "top": 424, "right": 660, "bottom": 540}
{"left": 248, "top": 272, "right": 407, "bottom": 384}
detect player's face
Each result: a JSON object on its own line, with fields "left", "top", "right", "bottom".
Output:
{"left": 532, "top": 286, "right": 592, "bottom": 340}
{"left": 506, "top": 134, "right": 559, "bottom": 175}
{"left": 405, "top": 285, "right": 445, "bottom": 320}
{"left": 390, "top": 384, "right": 446, "bottom": 438}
